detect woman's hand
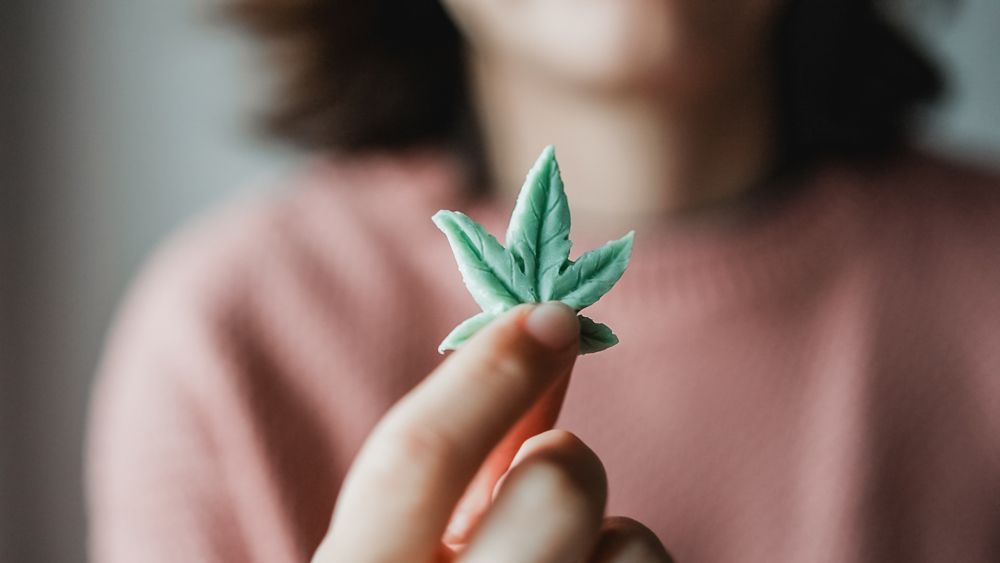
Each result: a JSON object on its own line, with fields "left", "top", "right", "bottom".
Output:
{"left": 312, "top": 302, "right": 672, "bottom": 563}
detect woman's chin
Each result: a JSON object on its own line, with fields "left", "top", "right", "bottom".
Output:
{"left": 514, "top": 39, "right": 683, "bottom": 97}
{"left": 505, "top": 3, "right": 682, "bottom": 94}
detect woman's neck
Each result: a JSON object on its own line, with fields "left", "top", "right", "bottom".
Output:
{"left": 467, "top": 55, "right": 776, "bottom": 239}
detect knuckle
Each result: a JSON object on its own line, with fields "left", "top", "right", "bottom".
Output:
{"left": 604, "top": 515, "right": 652, "bottom": 536}
{"left": 527, "top": 428, "right": 580, "bottom": 450}
{"left": 596, "top": 516, "right": 674, "bottom": 562}
{"left": 478, "top": 347, "right": 533, "bottom": 383}
{"left": 384, "top": 422, "right": 458, "bottom": 468}
{"left": 523, "top": 429, "right": 608, "bottom": 499}
{"left": 525, "top": 428, "right": 600, "bottom": 463}
{"left": 362, "top": 421, "right": 458, "bottom": 485}
{"left": 519, "top": 457, "right": 597, "bottom": 514}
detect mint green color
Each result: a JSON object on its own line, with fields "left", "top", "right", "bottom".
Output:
{"left": 432, "top": 145, "right": 634, "bottom": 355}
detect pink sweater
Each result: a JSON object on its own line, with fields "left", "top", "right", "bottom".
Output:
{"left": 87, "top": 150, "right": 1000, "bottom": 562}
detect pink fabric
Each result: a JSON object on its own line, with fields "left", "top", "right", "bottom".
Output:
{"left": 86, "top": 149, "right": 1000, "bottom": 562}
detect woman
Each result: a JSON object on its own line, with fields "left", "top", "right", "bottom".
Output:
{"left": 86, "top": 0, "right": 1000, "bottom": 561}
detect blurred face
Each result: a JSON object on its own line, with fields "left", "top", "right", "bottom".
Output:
{"left": 440, "top": 0, "right": 782, "bottom": 99}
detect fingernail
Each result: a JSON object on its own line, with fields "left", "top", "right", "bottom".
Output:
{"left": 524, "top": 302, "right": 579, "bottom": 350}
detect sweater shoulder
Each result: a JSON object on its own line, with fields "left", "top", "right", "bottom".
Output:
{"left": 99, "top": 153, "right": 470, "bottom": 395}
{"left": 852, "top": 151, "right": 1000, "bottom": 282}
{"left": 850, "top": 151, "right": 1000, "bottom": 358}
{"left": 869, "top": 151, "right": 1000, "bottom": 246}
{"left": 857, "top": 152, "right": 1000, "bottom": 438}
{"left": 123, "top": 154, "right": 465, "bottom": 325}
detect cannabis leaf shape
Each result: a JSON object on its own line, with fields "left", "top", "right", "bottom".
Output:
{"left": 432, "top": 145, "right": 635, "bottom": 355}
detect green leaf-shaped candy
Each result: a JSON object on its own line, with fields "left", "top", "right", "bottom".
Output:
{"left": 550, "top": 230, "right": 635, "bottom": 310}
{"left": 437, "top": 311, "right": 497, "bottom": 353}
{"left": 505, "top": 144, "right": 573, "bottom": 300}
{"left": 578, "top": 315, "right": 619, "bottom": 355}
{"left": 431, "top": 210, "right": 535, "bottom": 313}
{"left": 433, "top": 145, "right": 634, "bottom": 354}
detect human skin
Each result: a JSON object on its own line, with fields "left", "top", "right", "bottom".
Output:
{"left": 310, "top": 303, "right": 673, "bottom": 562}
{"left": 443, "top": 0, "right": 783, "bottom": 240}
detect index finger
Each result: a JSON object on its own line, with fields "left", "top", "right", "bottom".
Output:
{"left": 322, "top": 302, "right": 579, "bottom": 562}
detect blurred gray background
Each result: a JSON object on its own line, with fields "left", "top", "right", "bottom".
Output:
{"left": 1, "top": 0, "right": 998, "bottom": 561}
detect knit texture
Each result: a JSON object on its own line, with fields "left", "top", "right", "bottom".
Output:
{"left": 86, "top": 150, "right": 1000, "bottom": 562}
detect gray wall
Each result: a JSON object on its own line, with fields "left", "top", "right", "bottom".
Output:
{"left": 2, "top": 1, "right": 295, "bottom": 561}
{"left": 1, "top": 3, "right": 24, "bottom": 561}
{"left": 2, "top": 1, "right": 998, "bottom": 561}
{"left": 908, "top": 0, "right": 1000, "bottom": 160}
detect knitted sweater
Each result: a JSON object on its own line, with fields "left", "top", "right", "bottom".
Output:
{"left": 86, "top": 150, "right": 1000, "bottom": 562}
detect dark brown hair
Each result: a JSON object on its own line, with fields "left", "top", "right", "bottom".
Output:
{"left": 226, "top": 0, "right": 945, "bottom": 173}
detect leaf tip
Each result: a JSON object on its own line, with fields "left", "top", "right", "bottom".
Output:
{"left": 577, "top": 315, "right": 620, "bottom": 354}
{"left": 431, "top": 209, "right": 451, "bottom": 228}
{"left": 432, "top": 209, "right": 472, "bottom": 236}
{"left": 526, "top": 144, "right": 559, "bottom": 179}
{"left": 617, "top": 230, "right": 637, "bottom": 260}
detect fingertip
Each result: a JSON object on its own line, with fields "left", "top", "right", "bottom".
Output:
{"left": 523, "top": 302, "right": 579, "bottom": 351}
